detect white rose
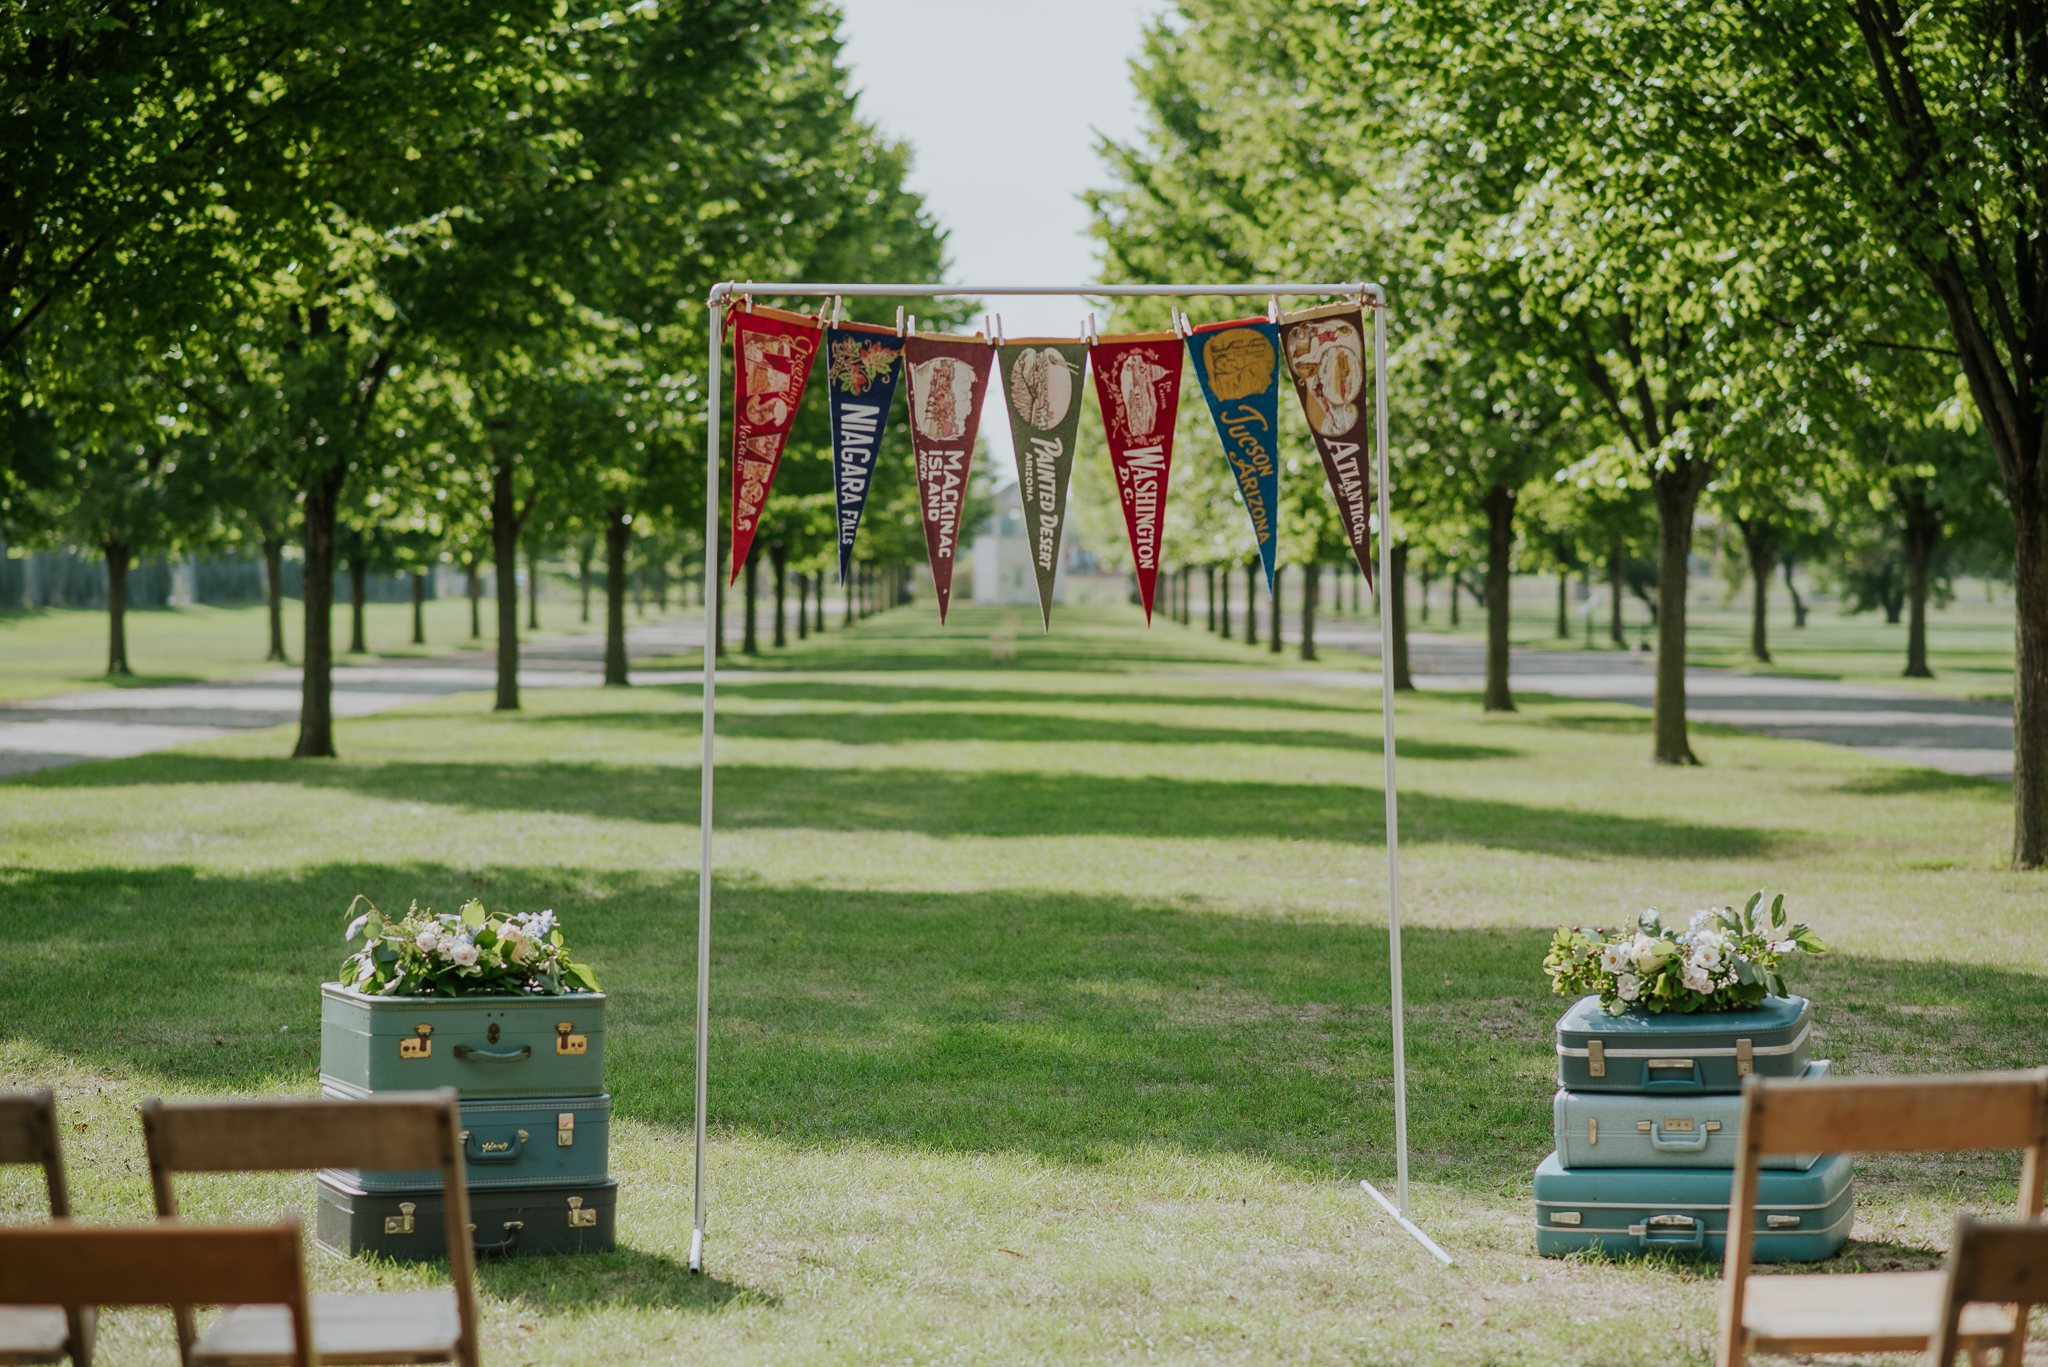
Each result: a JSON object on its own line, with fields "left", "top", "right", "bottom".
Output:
{"left": 451, "top": 942, "right": 480, "bottom": 967}
{"left": 1632, "top": 934, "right": 1661, "bottom": 973}
{"left": 502, "top": 932, "right": 528, "bottom": 963}
{"left": 1599, "top": 943, "right": 1628, "bottom": 975}
{"left": 1683, "top": 967, "right": 1713, "bottom": 994}
{"left": 415, "top": 930, "right": 437, "bottom": 952}
{"left": 1617, "top": 973, "right": 1641, "bottom": 1002}
{"left": 435, "top": 934, "right": 459, "bottom": 957}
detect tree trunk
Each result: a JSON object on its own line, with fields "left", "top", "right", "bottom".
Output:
{"left": 1299, "top": 563, "right": 1318, "bottom": 661}
{"left": 348, "top": 557, "right": 368, "bottom": 654}
{"left": 2013, "top": 483, "right": 2048, "bottom": 867}
{"left": 1556, "top": 570, "right": 1569, "bottom": 639}
{"left": 814, "top": 572, "right": 825, "bottom": 633}
{"left": 1740, "top": 521, "right": 1774, "bottom": 664}
{"left": 491, "top": 460, "right": 521, "bottom": 712}
{"left": 1245, "top": 562, "right": 1258, "bottom": 646}
{"left": 467, "top": 563, "right": 481, "bottom": 639}
{"left": 103, "top": 539, "right": 131, "bottom": 676}
{"left": 1419, "top": 570, "right": 1432, "bottom": 624}
{"left": 797, "top": 571, "right": 809, "bottom": 640}
{"left": 1204, "top": 565, "right": 1216, "bottom": 631}
{"left": 771, "top": 543, "right": 787, "bottom": 647}
{"left": 1449, "top": 570, "right": 1461, "bottom": 628}
{"left": 1608, "top": 538, "right": 1626, "bottom": 647}
{"left": 294, "top": 466, "right": 347, "bottom": 758}
{"left": 1651, "top": 467, "right": 1706, "bottom": 765}
{"left": 1218, "top": 565, "right": 1230, "bottom": 638}
{"left": 527, "top": 538, "right": 541, "bottom": 632}
{"left": 632, "top": 568, "right": 644, "bottom": 617}
{"left": 1784, "top": 559, "right": 1808, "bottom": 627}
{"left": 410, "top": 572, "right": 425, "bottom": 645}
{"left": 1483, "top": 484, "right": 1516, "bottom": 712}
{"left": 262, "top": 533, "right": 287, "bottom": 662}
{"left": 743, "top": 545, "right": 759, "bottom": 654}
{"left": 604, "top": 504, "right": 630, "bottom": 686}
{"left": 1269, "top": 565, "right": 1285, "bottom": 654}
{"left": 1902, "top": 506, "right": 1940, "bottom": 679}
{"left": 715, "top": 530, "right": 728, "bottom": 658}
{"left": 1389, "top": 543, "right": 1413, "bottom": 690}
{"left": 578, "top": 538, "right": 593, "bottom": 624}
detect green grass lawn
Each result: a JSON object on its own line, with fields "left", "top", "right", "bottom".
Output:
{"left": 2, "top": 604, "right": 2043, "bottom": 1365}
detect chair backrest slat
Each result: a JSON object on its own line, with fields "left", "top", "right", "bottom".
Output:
{"left": 1749, "top": 1071, "right": 2048, "bottom": 1157}
{"left": 0, "top": 1221, "right": 305, "bottom": 1309}
{"left": 1950, "top": 1220, "right": 2048, "bottom": 1305}
{"left": 0, "top": 1090, "right": 58, "bottom": 1168}
{"left": 145, "top": 1093, "right": 450, "bottom": 1173}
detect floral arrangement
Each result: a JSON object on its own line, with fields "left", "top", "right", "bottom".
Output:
{"left": 1544, "top": 891, "right": 1825, "bottom": 1015}
{"left": 339, "top": 896, "right": 600, "bottom": 997}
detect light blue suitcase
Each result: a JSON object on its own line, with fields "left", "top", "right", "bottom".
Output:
{"left": 322, "top": 1092, "right": 611, "bottom": 1192}
{"left": 1555, "top": 994, "right": 1812, "bottom": 1094}
{"left": 1553, "top": 1061, "right": 1831, "bottom": 1170}
{"left": 1533, "top": 1150, "right": 1853, "bottom": 1262}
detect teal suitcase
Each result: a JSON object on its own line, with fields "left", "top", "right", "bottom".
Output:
{"left": 1554, "top": 1061, "right": 1831, "bottom": 1170}
{"left": 314, "top": 1172, "right": 616, "bottom": 1261}
{"left": 1533, "top": 1150, "right": 1852, "bottom": 1262}
{"left": 319, "top": 983, "right": 605, "bottom": 1098}
{"left": 322, "top": 1092, "right": 611, "bottom": 1192}
{"left": 1555, "top": 995, "right": 1812, "bottom": 1094}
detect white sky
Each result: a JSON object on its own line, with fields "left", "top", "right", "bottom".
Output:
{"left": 832, "top": 0, "right": 1173, "bottom": 446}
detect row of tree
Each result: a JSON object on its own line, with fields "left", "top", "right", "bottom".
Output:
{"left": 1080, "top": 0, "right": 2044, "bottom": 866}
{"left": 1, "top": 0, "right": 950, "bottom": 747}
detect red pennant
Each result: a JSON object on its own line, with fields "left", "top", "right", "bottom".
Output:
{"left": 729, "top": 305, "right": 822, "bottom": 583}
{"left": 902, "top": 334, "right": 995, "bottom": 623}
{"left": 1088, "top": 332, "right": 1184, "bottom": 621}
{"left": 1280, "top": 303, "right": 1376, "bottom": 587}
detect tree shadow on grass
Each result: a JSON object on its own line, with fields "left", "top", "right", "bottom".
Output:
{"left": 1831, "top": 769, "right": 2010, "bottom": 797}
{"left": 527, "top": 707, "right": 1519, "bottom": 761}
{"left": 9, "top": 863, "right": 2040, "bottom": 1204}
{"left": 714, "top": 681, "right": 1380, "bottom": 716}
{"left": 13, "top": 756, "right": 1777, "bottom": 857}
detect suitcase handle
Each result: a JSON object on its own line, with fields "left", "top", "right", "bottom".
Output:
{"left": 464, "top": 1129, "right": 529, "bottom": 1163}
{"left": 452, "top": 1044, "right": 532, "bottom": 1063}
{"left": 1640, "top": 1059, "right": 1704, "bottom": 1094}
{"left": 472, "top": 1221, "right": 525, "bottom": 1258}
{"left": 1629, "top": 1214, "right": 1705, "bottom": 1253}
{"left": 1649, "top": 1121, "right": 1710, "bottom": 1153}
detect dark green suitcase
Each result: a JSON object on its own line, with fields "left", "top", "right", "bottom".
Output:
{"left": 321, "top": 1093, "right": 610, "bottom": 1192}
{"left": 314, "top": 1172, "right": 617, "bottom": 1261}
{"left": 1555, "top": 994, "right": 1812, "bottom": 1094}
{"left": 319, "top": 983, "right": 605, "bottom": 1098}
{"left": 1533, "top": 1150, "right": 1852, "bottom": 1262}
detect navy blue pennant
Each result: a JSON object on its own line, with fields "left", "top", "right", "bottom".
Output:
{"left": 824, "top": 323, "right": 906, "bottom": 584}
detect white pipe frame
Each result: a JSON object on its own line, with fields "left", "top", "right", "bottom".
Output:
{"left": 690, "top": 279, "right": 1436, "bottom": 1272}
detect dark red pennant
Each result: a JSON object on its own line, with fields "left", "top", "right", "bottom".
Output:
{"left": 1279, "top": 303, "right": 1375, "bottom": 586}
{"left": 729, "top": 305, "right": 822, "bottom": 584}
{"left": 902, "top": 334, "right": 995, "bottom": 624}
{"left": 1088, "top": 331, "right": 1185, "bottom": 621}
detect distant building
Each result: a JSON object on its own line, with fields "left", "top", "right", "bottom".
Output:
{"left": 973, "top": 482, "right": 1090, "bottom": 606}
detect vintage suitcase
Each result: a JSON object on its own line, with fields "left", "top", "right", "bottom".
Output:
{"left": 314, "top": 1172, "right": 617, "bottom": 1261}
{"left": 1553, "top": 1061, "right": 1831, "bottom": 1170}
{"left": 1555, "top": 994, "right": 1812, "bottom": 1094}
{"left": 322, "top": 1092, "right": 611, "bottom": 1192}
{"left": 1533, "top": 1150, "right": 1852, "bottom": 1262}
{"left": 319, "top": 983, "right": 605, "bottom": 1098}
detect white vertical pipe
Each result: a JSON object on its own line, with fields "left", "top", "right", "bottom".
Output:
{"left": 690, "top": 293, "right": 724, "bottom": 1273}
{"left": 1371, "top": 297, "right": 1411, "bottom": 1217}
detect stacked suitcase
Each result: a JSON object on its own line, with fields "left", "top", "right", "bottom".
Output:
{"left": 1536, "top": 994, "right": 1853, "bottom": 1262}
{"left": 314, "top": 983, "right": 616, "bottom": 1261}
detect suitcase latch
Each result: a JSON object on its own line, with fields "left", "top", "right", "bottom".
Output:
{"left": 1663, "top": 1117, "right": 1694, "bottom": 1132}
{"left": 1587, "top": 1041, "right": 1605, "bottom": 1077}
{"left": 386, "top": 1202, "right": 417, "bottom": 1235}
{"left": 568, "top": 1196, "right": 597, "bottom": 1228}
{"left": 558, "top": 1112, "right": 575, "bottom": 1147}
{"left": 1549, "top": 1211, "right": 1582, "bottom": 1226}
{"left": 400, "top": 1024, "right": 433, "bottom": 1060}
{"left": 1765, "top": 1214, "right": 1801, "bottom": 1228}
{"left": 1736, "top": 1039, "right": 1754, "bottom": 1076}
{"left": 556, "top": 1022, "right": 588, "bottom": 1056}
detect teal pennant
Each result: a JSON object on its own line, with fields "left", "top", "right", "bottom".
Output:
{"left": 1186, "top": 318, "right": 1283, "bottom": 594}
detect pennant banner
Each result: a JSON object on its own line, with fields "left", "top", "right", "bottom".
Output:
{"left": 825, "top": 322, "right": 906, "bottom": 584}
{"left": 1088, "top": 331, "right": 1184, "bottom": 622}
{"left": 903, "top": 334, "right": 995, "bottom": 624}
{"left": 1281, "top": 303, "right": 1375, "bottom": 586}
{"left": 729, "top": 305, "right": 822, "bottom": 583}
{"left": 1186, "top": 317, "right": 1284, "bottom": 595}
{"left": 996, "top": 340, "right": 1088, "bottom": 631}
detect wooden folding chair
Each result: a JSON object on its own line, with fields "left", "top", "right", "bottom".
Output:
{"left": 0, "top": 1221, "right": 314, "bottom": 1367}
{"left": 142, "top": 1092, "right": 478, "bottom": 1367}
{"left": 0, "top": 1090, "right": 92, "bottom": 1367}
{"left": 1717, "top": 1067, "right": 2048, "bottom": 1367}
{"left": 1929, "top": 1216, "right": 2048, "bottom": 1367}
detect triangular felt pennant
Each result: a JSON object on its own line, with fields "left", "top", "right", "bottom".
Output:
{"left": 824, "top": 321, "right": 906, "bottom": 585}
{"left": 1185, "top": 317, "right": 1284, "bottom": 595}
{"left": 902, "top": 333, "right": 995, "bottom": 624}
{"left": 729, "top": 304, "right": 823, "bottom": 584}
{"left": 1280, "top": 302, "right": 1375, "bottom": 587}
{"left": 996, "top": 340, "right": 1088, "bottom": 631}
{"left": 1088, "top": 331, "right": 1184, "bottom": 622}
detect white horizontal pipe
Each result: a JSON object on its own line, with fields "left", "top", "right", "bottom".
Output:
{"left": 707, "top": 281, "right": 1384, "bottom": 303}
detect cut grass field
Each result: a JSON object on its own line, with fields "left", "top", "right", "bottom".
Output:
{"left": 2, "top": 603, "right": 2043, "bottom": 1365}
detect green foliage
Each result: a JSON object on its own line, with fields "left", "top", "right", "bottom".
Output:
{"left": 1544, "top": 892, "right": 1827, "bottom": 1015}
{"left": 340, "top": 895, "right": 599, "bottom": 998}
